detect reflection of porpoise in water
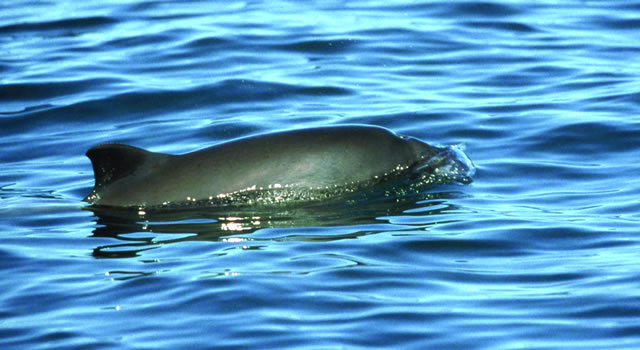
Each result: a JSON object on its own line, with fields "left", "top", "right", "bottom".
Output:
{"left": 84, "top": 125, "right": 474, "bottom": 209}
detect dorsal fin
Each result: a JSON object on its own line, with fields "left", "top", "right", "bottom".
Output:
{"left": 86, "top": 144, "right": 154, "bottom": 190}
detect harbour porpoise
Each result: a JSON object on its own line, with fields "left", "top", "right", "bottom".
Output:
{"left": 84, "top": 125, "right": 474, "bottom": 208}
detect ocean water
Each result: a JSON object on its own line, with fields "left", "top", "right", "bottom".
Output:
{"left": 2, "top": 0, "right": 640, "bottom": 349}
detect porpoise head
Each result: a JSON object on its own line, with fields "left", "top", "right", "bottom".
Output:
{"left": 406, "top": 138, "right": 475, "bottom": 182}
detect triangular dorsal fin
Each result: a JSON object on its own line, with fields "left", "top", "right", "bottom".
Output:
{"left": 86, "top": 143, "right": 154, "bottom": 190}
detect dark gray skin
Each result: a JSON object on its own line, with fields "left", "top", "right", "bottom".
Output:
{"left": 85, "top": 125, "right": 445, "bottom": 208}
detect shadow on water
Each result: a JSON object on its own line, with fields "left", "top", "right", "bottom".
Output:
{"left": 86, "top": 186, "right": 470, "bottom": 259}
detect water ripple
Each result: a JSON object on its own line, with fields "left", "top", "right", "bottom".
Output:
{"left": 0, "top": 16, "right": 117, "bottom": 34}
{"left": 3, "top": 0, "right": 640, "bottom": 349}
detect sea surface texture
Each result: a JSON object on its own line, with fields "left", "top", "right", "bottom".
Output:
{"left": 2, "top": 1, "right": 640, "bottom": 349}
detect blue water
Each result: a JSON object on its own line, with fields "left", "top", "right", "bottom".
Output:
{"left": 2, "top": 0, "right": 640, "bottom": 349}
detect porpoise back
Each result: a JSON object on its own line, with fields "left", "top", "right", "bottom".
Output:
{"left": 85, "top": 125, "right": 447, "bottom": 208}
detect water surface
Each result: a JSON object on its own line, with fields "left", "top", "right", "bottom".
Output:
{"left": 2, "top": 1, "right": 640, "bottom": 349}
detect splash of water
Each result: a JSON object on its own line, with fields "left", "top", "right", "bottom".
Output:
{"left": 417, "top": 144, "right": 476, "bottom": 184}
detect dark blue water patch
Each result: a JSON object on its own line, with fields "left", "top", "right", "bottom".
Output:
{"left": 0, "top": 62, "right": 11, "bottom": 75}
{"left": 0, "top": 327, "right": 36, "bottom": 350}
{"left": 296, "top": 85, "right": 353, "bottom": 96}
{"left": 355, "top": 28, "right": 470, "bottom": 54}
{"left": 471, "top": 102, "right": 559, "bottom": 114}
{"left": 416, "top": 53, "right": 539, "bottom": 67}
{"left": 0, "top": 247, "right": 31, "bottom": 275}
{"left": 589, "top": 16, "right": 640, "bottom": 31}
{"left": 460, "top": 21, "right": 538, "bottom": 33}
{"left": 615, "top": 2, "right": 640, "bottom": 11}
{"left": 0, "top": 133, "right": 92, "bottom": 163}
{"left": 0, "top": 79, "right": 353, "bottom": 134}
{"left": 437, "top": 1, "right": 523, "bottom": 18}
{"left": 350, "top": 111, "right": 453, "bottom": 131}
{"left": 398, "top": 237, "right": 527, "bottom": 257}
{"left": 0, "top": 16, "right": 117, "bottom": 35}
{"left": 272, "top": 39, "right": 356, "bottom": 54}
{"left": 30, "top": 330, "right": 98, "bottom": 349}
{"left": 611, "top": 325, "right": 640, "bottom": 338}
{"left": 120, "top": 0, "right": 248, "bottom": 17}
{"left": 102, "top": 32, "right": 181, "bottom": 50}
{"left": 0, "top": 184, "right": 61, "bottom": 201}
{"left": 0, "top": 78, "right": 120, "bottom": 103}
{"left": 502, "top": 226, "right": 603, "bottom": 251}
{"left": 472, "top": 71, "right": 543, "bottom": 88}
{"left": 594, "top": 45, "right": 640, "bottom": 57}
{"left": 193, "top": 121, "right": 267, "bottom": 145}
{"left": 353, "top": 27, "right": 422, "bottom": 38}
{"left": 581, "top": 238, "right": 639, "bottom": 250}
{"left": 343, "top": 112, "right": 509, "bottom": 144}
{"left": 524, "top": 121, "right": 640, "bottom": 155}
{"left": 549, "top": 76, "right": 626, "bottom": 93}
{"left": 525, "top": 39, "right": 593, "bottom": 52}
{"left": 180, "top": 36, "right": 238, "bottom": 51}
{"left": 441, "top": 123, "right": 511, "bottom": 142}
{"left": 522, "top": 64, "right": 580, "bottom": 77}
{"left": 568, "top": 298, "right": 640, "bottom": 319}
{"left": 369, "top": 1, "right": 522, "bottom": 18}
{"left": 583, "top": 90, "right": 640, "bottom": 109}
{"left": 488, "top": 160, "right": 609, "bottom": 186}
{"left": 434, "top": 269, "right": 587, "bottom": 286}
{"left": 121, "top": 0, "right": 160, "bottom": 12}
{"left": 5, "top": 282, "right": 72, "bottom": 316}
